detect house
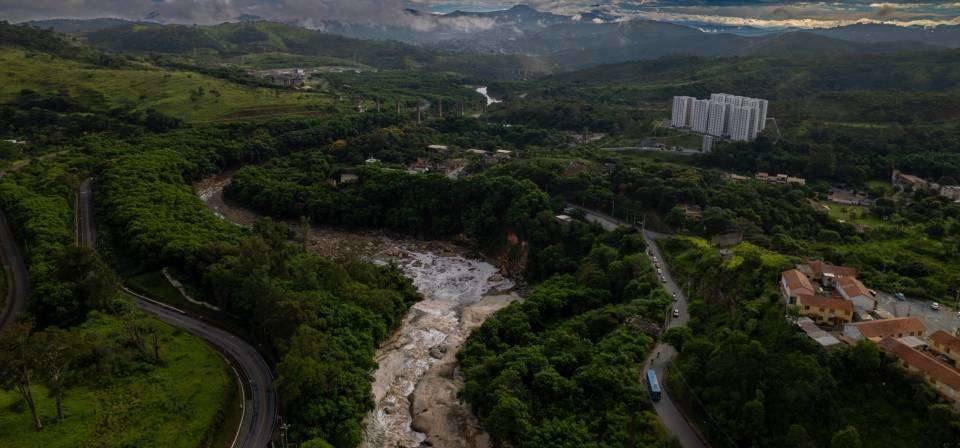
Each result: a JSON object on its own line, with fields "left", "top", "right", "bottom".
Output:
{"left": 786, "top": 176, "right": 806, "bottom": 186}
{"left": 726, "top": 173, "right": 749, "bottom": 182}
{"left": 339, "top": 173, "right": 359, "bottom": 184}
{"left": 797, "top": 317, "right": 844, "bottom": 350}
{"left": 466, "top": 148, "right": 489, "bottom": 156}
{"left": 795, "top": 294, "right": 853, "bottom": 326}
{"left": 837, "top": 276, "right": 876, "bottom": 311}
{"left": 797, "top": 260, "right": 858, "bottom": 287}
{"left": 843, "top": 317, "right": 926, "bottom": 342}
{"left": 555, "top": 214, "right": 573, "bottom": 225}
{"left": 930, "top": 330, "right": 960, "bottom": 365}
{"left": 680, "top": 204, "right": 703, "bottom": 220}
{"left": 892, "top": 170, "right": 929, "bottom": 191}
{"left": 878, "top": 337, "right": 960, "bottom": 404}
{"left": 427, "top": 144, "right": 449, "bottom": 151}
{"left": 494, "top": 149, "right": 513, "bottom": 160}
{"left": 780, "top": 269, "right": 816, "bottom": 304}
{"left": 365, "top": 158, "right": 380, "bottom": 164}
{"left": 941, "top": 186, "right": 960, "bottom": 202}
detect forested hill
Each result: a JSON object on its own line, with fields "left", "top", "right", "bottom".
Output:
{"left": 75, "top": 21, "right": 547, "bottom": 80}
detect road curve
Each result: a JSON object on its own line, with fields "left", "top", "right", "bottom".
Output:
{"left": 569, "top": 204, "right": 708, "bottom": 448}
{"left": 0, "top": 206, "right": 30, "bottom": 332}
{"left": 77, "top": 178, "right": 277, "bottom": 447}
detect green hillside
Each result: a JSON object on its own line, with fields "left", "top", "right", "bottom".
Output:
{"left": 0, "top": 49, "right": 336, "bottom": 122}
{"left": 81, "top": 21, "right": 548, "bottom": 79}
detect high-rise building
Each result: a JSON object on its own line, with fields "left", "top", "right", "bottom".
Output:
{"left": 671, "top": 96, "right": 694, "bottom": 128}
{"left": 691, "top": 99, "right": 710, "bottom": 133}
{"left": 707, "top": 101, "right": 728, "bottom": 137}
{"left": 672, "top": 93, "right": 769, "bottom": 142}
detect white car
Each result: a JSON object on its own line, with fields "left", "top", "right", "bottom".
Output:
{"left": 672, "top": 308, "right": 680, "bottom": 318}
{"left": 931, "top": 302, "right": 940, "bottom": 311}
{"left": 672, "top": 292, "right": 678, "bottom": 302}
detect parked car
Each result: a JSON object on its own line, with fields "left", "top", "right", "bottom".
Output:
{"left": 868, "top": 289, "right": 878, "bottom": 297}
{"left": 931, "top": 302, "right": 940, "bottom": 311}
{"left": 895, "top": 292, "right": 906, "bottom": 301}
{"left": 672, "top": 308, "right": 680, "bottom": 318}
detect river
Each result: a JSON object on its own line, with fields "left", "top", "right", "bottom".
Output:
{"left": 194, "top": 172, "right": 520, "bottom": 448}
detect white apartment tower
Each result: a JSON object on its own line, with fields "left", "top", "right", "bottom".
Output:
{"left": 691, "top": 99, "right": 710, "bottom": 133}
{"left": 707, "top": 101, "right": 728, "bottom": 137}
{"left": 671, "top": 96, "right": 695, "bottom": 128}
{"left": 672, "top": 93, "right": 769, "bottom": 142}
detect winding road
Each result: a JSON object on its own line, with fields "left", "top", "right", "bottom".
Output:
{"left": 0, "top": 206, "right": 30, "bottom": 333}
{"left": 569, "top": 204, "right": 708, "bottom": 448}
{"left": 77, "top": 178, "right": 277, "bottom": 448}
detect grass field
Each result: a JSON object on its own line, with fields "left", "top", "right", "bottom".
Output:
{"left": 0, "top": 312, "right": 231, "bottom": 448}
{"left": 817, "top": 201, "right": 888, "bottom": 228}
{"left": 0, "top": 49, "right": 336, "bottom": 122}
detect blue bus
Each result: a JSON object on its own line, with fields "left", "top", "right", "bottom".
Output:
{"left": 647, "top": 368, "right": 662, "bottom": 402}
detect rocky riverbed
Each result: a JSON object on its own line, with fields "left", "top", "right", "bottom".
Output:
{"left": 195, "top": 173, "right": 521, "bottom": 448}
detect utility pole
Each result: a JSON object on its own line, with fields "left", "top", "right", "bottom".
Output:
{"left": 438, "top": 99, "right": 443, "bottom": 119}
{"left": 417, "top": 102, "right": 422, "bottom": 124}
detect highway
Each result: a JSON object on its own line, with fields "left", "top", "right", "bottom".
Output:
{"left": 570, "top": 204, "right": 708, "bottom": 448}
{"left": 77, "top": 179, "right": 277, "bottom": 448}
{"left": 0, "top": 206, "right": 30, "bottom": 332}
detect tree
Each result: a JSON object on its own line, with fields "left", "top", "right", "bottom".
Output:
{"left": 831, "top": 426, "right": 862, "bottom": 448}
{"left": 663, "top": 326, "right": 692, "bottom": 352}
{"left": 35, "top": 327, "right": 85, "bottom": 420}
{"left": 785, "top": 424, "right": 815, "bottom": 448}
{"left": 0, "top": 322, "right": 42, "bottom": 430}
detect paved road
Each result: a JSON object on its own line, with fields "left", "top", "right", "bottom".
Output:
{"left": 77, "top": 179, "right": 277, "bottom": 448}
{"left": 571, "top": 205, "right": 708, "bottom": 448}
{"left": 0, "top": 206, "right": 30, "bottom": 332}
{"left": 876, "top": 291, "right": 960, "bottom": 335}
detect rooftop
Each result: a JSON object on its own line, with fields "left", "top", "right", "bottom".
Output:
{"left": 797, "top": 294, "right": 853, "bottom": 315}
{"left": 879, "top": 337, "right": 960, "bottom": 391}
{"left": 782, "top": 269, "right": 815, "bottom": 296}
{"left": 797, "top": 317, "right": 843, "bottom": 348}
{"left": 931, "top": 330, "right": 960, "bottom": 353}
{"left": 847, "top": 317, "right": 926, "bottom": 340}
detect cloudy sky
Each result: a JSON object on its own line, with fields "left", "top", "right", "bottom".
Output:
{"left": 2, "top": 1, "right": 958, "bottom": 29}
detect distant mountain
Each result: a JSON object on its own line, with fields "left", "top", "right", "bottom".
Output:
{"left": 78, "top": 21, "right": 548, "bottom": 79}
{"left": 811, "top": 24, "right": 960, "bottom": 48}
{"left": 25, "top": 18, "right": 139, "bottom": 34}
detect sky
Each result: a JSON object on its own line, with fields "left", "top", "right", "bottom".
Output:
{"left": 1, "top": 1, "right": 958, "bottom": 29}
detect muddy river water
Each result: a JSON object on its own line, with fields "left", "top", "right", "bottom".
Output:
{"left": 194, "top": 172, "right": 520, "bottom": 448}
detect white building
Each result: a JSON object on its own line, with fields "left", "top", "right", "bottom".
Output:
{"left": 672, "top": 93, "right": 768, "bottom": 142}
{"left": 671, "top": 96, "right": 695, "bottom": 128}
{"left": 690, "top": 99, "right": 710, "bottom": 133}
{"left": 707, "top": 101, "right": 728, "bottom": 137}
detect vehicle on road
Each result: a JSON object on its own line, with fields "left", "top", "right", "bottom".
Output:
{"left": 672, "top": 308, "right": 680, "bottom": 318}
{"left": 672, "top": 292, "right": 678, "bottom": 301}
{"left": 931, "top": 302, "right": 940, "bottom": 311}
{"left": 660, "top": 276, "right": 666, "bottom": 283}
{"left": 868, "top": 289, "right": 878, "bottom": 297}
{"left": 956, "top": 311, "right": 960, "bottom": 320}
{"left": 646, "top": 369, "right": 662, "bottom": 402}
{"left": 895, "top": 292, "right": 906, "bottom": 301}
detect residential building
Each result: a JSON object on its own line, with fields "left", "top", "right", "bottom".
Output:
{"left": 879, "top": 337, "right": 960, "bottom": 404}
{"left": 797, "top": 317, "right": 844, "bottom": 350}
{"left": 671, "top": 93, "right": 768, "bottom": 142}
{"left": 796, "top": 294, "right": 853, "bottom": 326}
{"left": 930, "top": 330, "right": 960, "bottom": 365}
{"left": 427, "top": 144, "right": 449, "bottom": 151}
{"left": 941, "top": 186, "right": 960, "bottom": 202}
{"left": 339, "top": 173, "right": 359, "bottom": 184}
{"left": 671, "top": 96, "right": 695, "bottom": 128}
{"left": 702, "top": 135, "right": 714, "bottom": 153}
{"left": 690, "top": 99, "right": 710, "bottom": 133}
{"left": 728, "top": 105, "right": 758, "bottom": 142}
{"left": 892, "top": 170, "right": 929, "bottom": 191}
{"left": 780, "top": 269, "right": 816, "bottom": 304}
{"left": 837, "top": 276, "right": 876, "bottom": 311}
{"left": 843, "top": 317, "right": 926, "bottom": 342}
{"left": 707, "top": 101, "right": 727, "bottom": 137}
{"left": 494, "top": 149, "right": 513, "bottom": 160}
{"left": 797, "top": 260, "right": 858, "bottom": 287}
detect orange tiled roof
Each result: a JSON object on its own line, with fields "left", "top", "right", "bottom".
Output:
{"left": 782, "top": 269, "right": 815, "bottom": 296}
{"left": 931, "top": 330, "right": 960, "bottom": 353}
{"left": 848, "top": 317, "right": 926, "bottom": 340}
{"left": 797, "top": 294, "right": 853, "bottom": 315}
{"left": 838, "top": 276, "right": 871, "bottom": 298}
{"left": 879, "top": 337, "right": 960, "bottom": 391}
{"left": 807, "top": 260, "right": 858, "bottom": 279}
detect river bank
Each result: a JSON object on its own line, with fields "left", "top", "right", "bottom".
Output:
{"left": 194, "top": 172, "right": 520, "bottom": 447}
